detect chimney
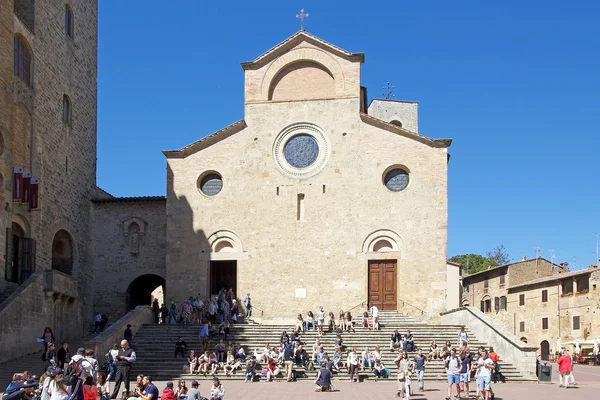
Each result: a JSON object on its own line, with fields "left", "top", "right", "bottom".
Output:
{"left": 559, "top": 262, "right": 569, "bottom": 273}
{"left": 522, "top": 255, "right": 527, "bottom": 261}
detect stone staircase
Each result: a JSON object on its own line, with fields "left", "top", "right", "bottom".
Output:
{"left": 132, "top": 311, "right": 531, "bottom": 382}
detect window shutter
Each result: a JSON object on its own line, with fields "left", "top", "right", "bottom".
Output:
{"left": 5, "top": 227, "right": 13, "bottom": 282}
{"left": 21, "top": 238, "right": 35, "bottom": 282}
{"left": 500, "top": 296, "right": 507, "bottom": 311}
{"left": 494, "top": 297, "right": 500, "bottom": 311}
{"left": 480, "top": 301, "right": 485, "bottom": 312}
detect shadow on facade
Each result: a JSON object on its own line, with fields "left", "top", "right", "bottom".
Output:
{"left": 165, "top": 163, "right": 228, "bottom": 302}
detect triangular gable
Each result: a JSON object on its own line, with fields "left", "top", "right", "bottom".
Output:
{"left": 241, "top": 31, "right": 364, "bottom": 70}
{"left": 360, "top": 113, "right": 452, "bottom": 148}
{"left": 163, "top": 120, "right": 247, "bottom": 159}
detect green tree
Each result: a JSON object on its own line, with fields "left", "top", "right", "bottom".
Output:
{"left": 486, "top": 244, "right": 511, "bottom": 266}
{"left": 448, "top": 254, "right": 496, "bottom": 274}
{"left": 449, "top": 245, "right": 511, "bottom": 274}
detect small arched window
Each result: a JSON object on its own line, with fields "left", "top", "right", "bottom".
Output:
{"left": 390, "top": 120, "right": 403, "bottom": 128}
{"left": 14, "top": 36, "right": 31, "bottom": 85}
{"left": 65, "top": 5, "right": 74, "bottom": 37}
{"left": 62, "top": 95, "right": 72, "bottom": 124}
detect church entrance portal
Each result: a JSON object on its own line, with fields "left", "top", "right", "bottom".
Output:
{"left": 126, "top": 274, "right": 166, "bottom": 311}
{"left": 368, "top": 260, "right": 397, "bottom": 311}
{"left": 210, "top": 261, "right": 237, "bottom": 297}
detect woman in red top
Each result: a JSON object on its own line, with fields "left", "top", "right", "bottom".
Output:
{"left": 266, "top": 357, "right": 279, "bottom": 381}
{"left": 556, "top": 350, "right": 573, "bottom": 388}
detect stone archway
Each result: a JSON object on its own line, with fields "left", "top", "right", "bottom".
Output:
{"left": 52, "top": 230, "right": 73, "bottom": 275}
{"left": 126, "top": 274, "right": 166, "bottom": 311}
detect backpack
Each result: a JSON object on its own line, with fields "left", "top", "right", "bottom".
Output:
{"left": 65, "top": 358, "right": 85, "bottom": 386}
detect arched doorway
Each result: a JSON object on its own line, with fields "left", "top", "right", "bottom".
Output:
{"left": 126, "top": 274, "right": 166, "bottom": 311}
{"left": 52, "top": 230, "right": 73, "bottom": 275}
{"left": 540, "top": 340, "right": 550, "bottom": 361}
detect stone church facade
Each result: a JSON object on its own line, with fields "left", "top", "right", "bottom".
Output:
{"left": 158, "top": 31, "right": 453, "bottom": 320}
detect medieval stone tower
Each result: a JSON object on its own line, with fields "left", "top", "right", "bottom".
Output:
{"left": 0, "top": 0, "right": 98, "bottom": 362}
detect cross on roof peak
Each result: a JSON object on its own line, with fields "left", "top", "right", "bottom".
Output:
{"left": 296, "top": 9, "right": 309, "bottom": 31}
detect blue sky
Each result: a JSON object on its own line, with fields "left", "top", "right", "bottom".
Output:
{"left": 97, "top": 0, "right": 600, "bottom": 268}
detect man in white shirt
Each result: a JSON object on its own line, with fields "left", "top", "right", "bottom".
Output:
{"left": 476, "top": 349, "right": 495, "bottom": 400}
{"left": 369, "top": 305, "right": 379, "bottom": 330}
{"left": 445, "top": 348, "right": 461, "bottom": 400}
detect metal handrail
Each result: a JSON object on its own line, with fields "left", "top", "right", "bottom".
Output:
{"left": 397, "top": 298, "right": 430, "bottom": 316}
{"left": 347, "top": 299, "right": 368, "bottom": 313}
{"left": 249, "top": 305, "right": 264, "bottom": 317}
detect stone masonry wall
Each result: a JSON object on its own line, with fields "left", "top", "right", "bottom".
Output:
{"left": 367, "top": 99, "right": 418, "bottom": 133}
{"left": 92, "top": 200, "right": 166, "bottom": 319}
{"left": 32, "top": 0, "right": 98, "bottom": 329}
{"left": 0, "top": 272, "right": 46, "bottom": 363}
{"left": 0, "top": 0, "right": 16, "bottom": 298}
{"left": 166, "top": 98, "right": 448, "bottom": 319}
{"left": 0, "top": 0, "right": 98, "bottom": 359}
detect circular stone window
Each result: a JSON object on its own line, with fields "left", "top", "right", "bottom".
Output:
{"left": 284, "top": 134, "right": 319, "bottom": 168}
{"left": 197, "top": 172, "right": 223, "bottom": 196}
{"left": 384, "top": 168, "right": 409, "bottom": 192}
{"left": 273, "top": 123, "right": 331, "bottom": 179}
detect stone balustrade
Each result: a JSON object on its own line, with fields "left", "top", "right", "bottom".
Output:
{"left": 43, "top": 269, "right": 78, "bottom": 299}
{"left": 441, "top": 306, "right": 538, "bottom": 379}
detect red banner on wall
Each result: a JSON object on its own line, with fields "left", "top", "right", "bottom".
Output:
{"left": 29, "top": 178, "right": 39, "bottom": 209}
{"left": 13, "top": 167, "right": 23, "bottom": 201}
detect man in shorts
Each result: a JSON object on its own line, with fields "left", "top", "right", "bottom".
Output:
{"left": 459, "top": 349, "right": 473, "bottom": 397}
{"left": 476, "top": 348, "right": 495, "bottom": 400}
{"left": 445, "top": 348, "right": 461, "bottom": 400}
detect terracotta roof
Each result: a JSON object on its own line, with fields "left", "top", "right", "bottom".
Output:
{"left": 92, "top": 196, "right": 165, "bottom": 204}
{"left": 241, "top": 31, "right": 364, "bottom": 70}
{"left": 360, "top": 113, "right": 452, "bottom": 148}
{"left": 508, "top": 268, "right": 595, "bottom": 291}
{"left": 162, "top": 120, "right": 247, "bottom": 159}
{"left": 462, "top": 257, "right": 560, "bottom": 280}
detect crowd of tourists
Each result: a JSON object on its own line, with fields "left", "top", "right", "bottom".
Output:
{"left": 7, "top": 297, "right": 586, "bottom": 400}
{"left": 4, "top": 326, "right": 226, "bottom": 400}
{"left": 150, "top": 289, "right": 250, "bottom": 327}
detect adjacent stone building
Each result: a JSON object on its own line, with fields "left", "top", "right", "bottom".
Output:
{"left": 462, "top": 258, "right": 600, "bottom": 360}
{"left": 0, "top": 0, "right": 98, "bottom": 362}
